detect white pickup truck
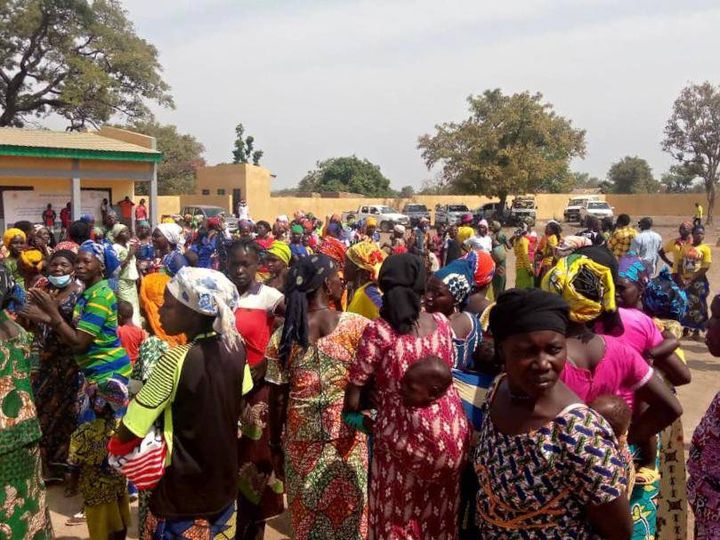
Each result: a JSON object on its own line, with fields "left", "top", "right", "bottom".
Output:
{"left": 352, "top": 204, "right": 410, "bottom": 232}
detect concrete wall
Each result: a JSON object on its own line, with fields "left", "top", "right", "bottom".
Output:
{"left": 606, "top": 193, "right": 703, "bottom": 217}
{"left": 98, "top": 126, "right": 156, "bottom": 150}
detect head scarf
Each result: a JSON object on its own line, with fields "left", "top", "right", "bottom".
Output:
{"left": 478, "top": 219, "right": 488, "bottom": 228}
{"left": 51, "top": 249, "right": 77, "bottom": 266}
{"left": 79, "top": 240, "right": 121, "bottom": 279}
{"left": 3, "top": 228, "right": 25, "bottom": 249}
{"left": 327, "top": 222, "right": 343, "bottom": 238}
{"left": 302, "top": 219, "right": 314, "bottom": 233}
{"left": 139, "top": 272, "right": 187, "bottom": 347}
{"left": 434, "top": 257, "right": 475, "bottom": 306}
{"left": 317, "top": 236, "right": 347, "bottom": 266}
{"left": 461, "top": 214, "right": 473, "bottom": 225}
{"left": 80, "top": 214, "right": 95, "bottom": 224}
{"left": 378, "top": 253, "right": 426, "bottom": 334}
{"left": 643, "top": 268, "right": 688, "bottom": 321}
{"left": 137, "top": 220, "right": 150, "bottom": 229}
{"left": 490, "top": 289, "right": 569, "bottom": 343}
{"left": 618, "top": 255, "right": 650, "bottom": 287}
{"left": 108, "top": 223, "right": 128, "bottom": 243}
{"left": 365, "top": 217, "right": 378, "bottom": 227}
{"left": 555, "top": 235, "right": 592, "bottom": 258}
{"left": 277, "top": 215, "right": 289, "bottom": 224}
{"left": 157, "top": 223, "right": 185, "bottom": 247}
{"left": 346, "top": 240, "right": 386, "bottom": 281}
{"left": 290, "top": 224, "right": 304, "bottom": 235}
{"left": 279, "top": 254, "right": 336, "bottom": 364}
{"left": 393, "top": 224, "right": 406, "bottom": 234}
{"left": 161, "top": 216, "right": 176, "bottom": 224}
{"left": 266, "top": 241, "right": 291, "bottom": 266}
{"left": 19, "top": 249, "right": 44, "bottom": 273}
{"left": 542, "top": 253, "right": 616, "bottom": 323}
{"left": 207, "top": 216, "right": 223, "bottom": 230}
{"left": 166, "top": 267, "right": 242, "bottom": 351}
{"left": 490, "top": 221, "right": 502, "bottom": 233}
{"left": 464, "top": 249, "right": 495, "bottom": 288}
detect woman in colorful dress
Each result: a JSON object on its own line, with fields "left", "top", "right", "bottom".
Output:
{"left": 226, "top": 239, "right": 285, "bottom": 540}
{"left": 658, "top": 221, "right": 691, "bottom": 278}
{"left": 474, "top": 288, "right": 632, "bottom": 538}
{"left": 512, "top": 224, "right": 534, "bottom": 288}
{"left": 535, "top": 220, "right": 561, "bottom": 284}
{"left": 110, "top": 224, "right": 141, "bottom": 326}
{"left": 678, "top": 224, "right": 711, "bottom": 339}
{"left": 344, "top": 240, "right": 386, "bottom": 320}
{"left": 28, "top": 250, "right": 83, "bottom": 484}
{"left": 0, "top": 265, "right": 53, "bottom": 540}
{"left": 189, "top": 216, "right": 223, "bottom": 269}
{"left": 3, "top": 227, "right": 27, "bottom": 287}
{"left": 111, "top": 267, "right": 247, "bottom": 540}
{"left": 267, "top": 254, "right": 370, "bottom": 540}
{"left": 345, "top": 253, "right": 469, "bottom": 540}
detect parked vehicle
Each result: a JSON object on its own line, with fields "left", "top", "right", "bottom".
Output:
{"left": 181, "top": 205, "right": 239, "bottom": 232}
{"left": 579, "top": 200, "right": 614, "bottom": 225}
{"left": 473, "top": 202, "right": 510, "bottom": 225}
{"left": 435, "top": 204, "right": 471, "bottom": 227}
{"left": 402, "top": 203, "right": 431, "bottom": 226}
{"left": 355, "top": 204, "right": 410, "bottom": 232}
{"left": 563, "top": 195, "right": 600, "bottom": 223}
{"left": 509, "top": 196, "right": 537, "bottom": 226}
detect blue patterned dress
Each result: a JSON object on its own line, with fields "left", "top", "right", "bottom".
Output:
{"left": 473, "top": 377, "right": 628, "bottom": 538}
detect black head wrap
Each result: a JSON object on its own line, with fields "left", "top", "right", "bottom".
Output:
{"left": 378, "top": 253, "right": 426, "bottom": 334}
{"left": 50, "top": 249, "right": 77, "bottom": 265}
{"left": 490, "top": 288, "right": 569, "bottom": 343}
{"left": 575, "top": 245, "right": 618, "bottom": 281}
{"left": 279, "top": 254, "right": 336, "bottom": 364}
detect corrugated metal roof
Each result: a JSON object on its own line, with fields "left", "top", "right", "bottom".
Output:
{"left": 0, "top": 128, "right": 162, "bottom": 162}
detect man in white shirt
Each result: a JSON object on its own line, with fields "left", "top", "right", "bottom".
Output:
{"left": 237, "top": 199, "right": 250, "bottom": 220}
{"left": 630, "top": 217, "right": 663, "bottom": 274}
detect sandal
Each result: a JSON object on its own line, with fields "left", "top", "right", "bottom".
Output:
{"left": 65, "top": 511, "right": 85, "bottom": 526}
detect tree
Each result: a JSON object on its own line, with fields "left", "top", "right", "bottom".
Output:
{"left": 417, "top": 89, "right": 586, "bottom": 207}
{"left": 0, "top": 0, "right": 172, "bottom": 129}
{"left": 298, "top": 156, "right": 393, "bottom": 196}
{"left": 572, "top": 172, "right": 601, "bottom": 190}
{"left": 232, "top": 123, "right": 263, "bottom": 165}
{"left": 128, "top": 120, "right": 205, "bottom": 195}
{"left": 606, "top": 156, "right": 659, "bottom": 194}
{"left": 661, "top": 164, "right": 698, "bottom": 193}
{"left": 663, "top": 82, "right": 720, "bottom": 223}
{"left": 399, "top": 185, "right": 415, "bottom": 197}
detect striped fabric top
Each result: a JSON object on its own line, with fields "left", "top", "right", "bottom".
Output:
{"left": 73, "top": 279, "right": 131, "bottom": 385}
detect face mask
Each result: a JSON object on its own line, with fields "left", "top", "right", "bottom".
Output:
{"left": 48, "top": 274, "right": 72, "bottom": 288}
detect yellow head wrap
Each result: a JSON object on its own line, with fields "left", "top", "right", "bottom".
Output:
{"left": 346, "top": 240, "right": 386, "bottom": 281}
{"left": 266, "top": 241, "right": 291, "bottom": 266}
{"left": 365, "top": 217, "right": 378, "bottom": 227}
{"left": 19, "top": 248, "right": 44, "bottom": 272}
{"left": 541, "top": 254, "right": 616, "bottom": 323}
{"left": 139, "top": 272, "right": 187, "bottom": 347}
{"left": 3, "top": 228, "right": 26, "bottom": 249}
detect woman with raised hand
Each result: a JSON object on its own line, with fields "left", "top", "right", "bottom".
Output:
{"left": 474, "top": 288, "right": 632, "bottom": 539}
{"left": 266, "top": 253, "right": 370, "bottom": 539}
{"left": 345, "top": 253, "right": 468, "bottom": 540}
{"left": 111, "top": 267, "right": 247, "bottom": 539}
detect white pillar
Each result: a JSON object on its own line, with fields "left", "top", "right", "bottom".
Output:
{"left": 150, "top": 162, "right": 159, "bottom": 228}
{"left": 71, "top": 159, "right": 81, "bottom": 221}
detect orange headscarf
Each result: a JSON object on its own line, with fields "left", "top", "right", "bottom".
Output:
{"left": 140, "top": 272, "right": 187, "bottom": 347}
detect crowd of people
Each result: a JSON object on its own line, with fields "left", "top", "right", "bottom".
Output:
{"left": 0, "top": 203, "right": 719, "bottom": 540}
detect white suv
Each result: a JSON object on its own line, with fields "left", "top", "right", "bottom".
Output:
{"left": 579, "top": 200, "right": 613, "bottom": 225}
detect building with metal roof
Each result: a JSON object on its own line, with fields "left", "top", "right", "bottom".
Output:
{"left": 0, "top": 126, "right": 162, "bottom": 229}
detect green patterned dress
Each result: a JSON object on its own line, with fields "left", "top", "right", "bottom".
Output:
{"left": 0, "top": 310, "right": 53, "bottom": 540}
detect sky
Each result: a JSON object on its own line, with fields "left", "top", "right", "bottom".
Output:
{"left": 118, "top": 0, "right": 720, "bottom": 190}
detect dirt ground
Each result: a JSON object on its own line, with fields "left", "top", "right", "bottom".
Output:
{"left": 48, "top": 216, "right": 719, "bottom": 539}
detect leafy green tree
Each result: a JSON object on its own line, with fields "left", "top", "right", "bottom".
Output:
{"left": 0, "top": 0, "right": 172, "bottom": 129}
{"left": 661, "top": 164, "right": 698, "bottom": 193}
{"left": 232, "top": 123, "right": 263, "bottom": 165}
{"left": 298, "top": 156, "right": 393, "bottom": 196}
{"left": 417, "top": 89, "right": 586, "bottom": 207}
{"left": 606, "top": 156, "right": 659, "bottom": 194}
{"left": 572, "top": 172, "right": 601, "bottom": 190}
{"left": 663, "top": 82, "right": 720, "bottom": 223}
{"left": 399, "top": 185, "right": 415, "bottom": 197}
{"left": 128, "top": 120, "right": 205, "bottom": 195}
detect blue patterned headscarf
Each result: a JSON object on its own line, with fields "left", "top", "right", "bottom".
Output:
{"left": 79, "top": 240, "right": 120, "bottom": 279}
{"left": 618, "top": 255, "right": 649, "bottom": 287}
{"left": 642, "top": 268, "right": 688, "bottom": 321}
{"left": 434, "top": 257, "right": 476, "bottom": 306}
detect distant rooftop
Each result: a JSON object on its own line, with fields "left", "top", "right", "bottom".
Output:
{"left": 0, "top": 127, "right": 162, "bottom": 162}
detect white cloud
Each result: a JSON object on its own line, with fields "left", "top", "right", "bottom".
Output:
{"left": 118, "top": 0, "right": 720, "bottom": 188}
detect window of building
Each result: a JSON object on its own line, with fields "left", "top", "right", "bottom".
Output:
{"left": 217, "top": 188, "right": 226, "bottom": 195}
{"left": 202, "top": 189, "right": 210, "bottom": 195}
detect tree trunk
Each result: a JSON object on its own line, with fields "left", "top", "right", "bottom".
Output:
{"left": 706, "top": 183, "right": 715, "bottom": 225}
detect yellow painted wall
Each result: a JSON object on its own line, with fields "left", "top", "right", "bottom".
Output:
{"left": 606, "top": 194, "right": 703, "bottom": 217}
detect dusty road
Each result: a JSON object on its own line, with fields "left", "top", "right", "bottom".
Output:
{"left": 49, "top": 216, "right": 719, "bottom": 539}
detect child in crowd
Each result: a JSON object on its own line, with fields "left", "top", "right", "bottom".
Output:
{"left": 589, "top": 394, "right": 635, "bottom": 494}
{"left": 117, "top": 301, "right": 147, "bottom": 366}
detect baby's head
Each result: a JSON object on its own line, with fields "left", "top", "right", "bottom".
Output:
{"left": 400, "top": 356, "right": 452, "bottom": 408}
{"left": 117, "top": 300, "right": 134, "bottom": 327}
{"left": 589, "top": 394, "right": 632, "bottom": 438}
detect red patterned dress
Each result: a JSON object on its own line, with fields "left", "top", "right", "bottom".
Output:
{"left": 348, "top": 312, "right": 469, "bottom": 540}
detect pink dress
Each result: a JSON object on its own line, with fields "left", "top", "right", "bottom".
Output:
{"left": 560, "top": 334, "right": 653, "bottom": 409}
{"left": 598, "top": 307, "right": 664, "bottom": 356}
{"left": 349, "top": 313, "right": 469, "bottom": 540}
